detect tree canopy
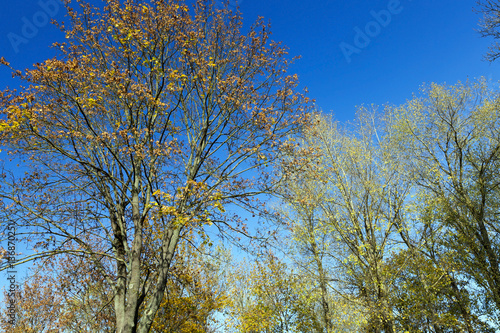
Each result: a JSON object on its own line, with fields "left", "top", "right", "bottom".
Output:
{"left": 0, "top": 0, "right": 310, "bottom": 332}
{"left": 1, "top": 1, "right": 500, "bottom": 333}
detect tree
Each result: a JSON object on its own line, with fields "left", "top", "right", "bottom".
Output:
{"left": 0, "top": 0, "right": 310, "bottom": 331}
{"left": 385, "top": 247, "right": 490, "bottom": 332}
{"left": 282, "top": 108, "right": 490, "bottom": 332}
{"left": 1, "top": 238, "right": 228, "bottom": 333}
{"left": 477, "top": 0, "right": 500, "bottom": 62}
{"left": 389, "top": 79, "right": 500, "bottom": 329}
{"left": 282, "top": 189, "right": 334, "bottom": 333}
{"left": 149, "top": 243, "right": 230, "bottom": 333}
{"left": 288, "top": 111, "right": 411, "bottom": 333}
{"left": 0, "top": 238, "right": 115, "bottom": 332}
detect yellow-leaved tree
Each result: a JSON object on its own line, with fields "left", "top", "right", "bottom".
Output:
{"left": 0, "top": 0, "right": 311, "bottom": 331}
{"left": 389, "top": 79, "right": 500, "bottom": 330}
{"left": 225, "top": 252, "right": 323, "bottom": 333}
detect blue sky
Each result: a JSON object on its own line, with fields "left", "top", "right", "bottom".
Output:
{"left": 0, "top": 0, "right": 498, "bottom": 121}
{"left": 235, "top": 0, "right": 500, "bottom": 121}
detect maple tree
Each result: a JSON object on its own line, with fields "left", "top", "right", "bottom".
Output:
{"left": 389, "top": 79, "right": 500, "bottom": 329}
{"left": 0, "top": 0, "right": 310, "bottom": 331}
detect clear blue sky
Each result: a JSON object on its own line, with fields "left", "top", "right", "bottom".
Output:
{"left": 1, "top": 0, "right": 498, "bottom": 121}
{"left": 0, "top": 0, "right": 498, "bottom": 289}
{"left": 234, "top": 0, "right": 500, "bottom": 121}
